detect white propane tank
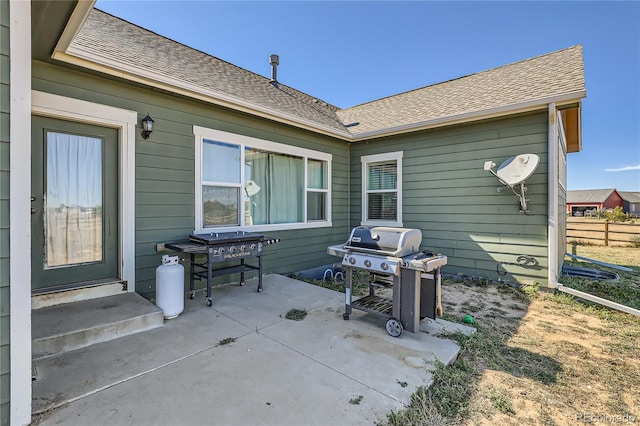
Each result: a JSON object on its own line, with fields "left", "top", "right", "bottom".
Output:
{"left": 155, "top": 255, "right": 184, "bottom": 319}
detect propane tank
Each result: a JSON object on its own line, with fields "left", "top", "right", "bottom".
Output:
{"left": 155, "top": 255, "right": 184, "bottom": 319}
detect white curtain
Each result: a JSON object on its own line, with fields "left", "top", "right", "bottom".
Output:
{"left": 248, "top": 150, "right": 304, "bottom": 224}
{"left": 46, "top": 132, "right": 103, "bottom": 267}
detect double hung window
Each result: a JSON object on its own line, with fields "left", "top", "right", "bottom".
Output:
{"left": 195, "top": 126, "right": 331, "bottom": 232}
{"left": 361, "top": 151, "right": 403, "bottom": 226}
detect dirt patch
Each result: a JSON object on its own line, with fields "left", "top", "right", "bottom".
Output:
{"left": 442, "top": 282, "right": 528, "bottom": 322}
{"left": 435, "top": 282, "right": 638, "bottom": 425}
{"left": 385, "top": 278, "right": 640, "bottom": 425}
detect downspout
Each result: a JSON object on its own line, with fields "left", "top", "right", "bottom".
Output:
{"left": 347, "top": 141, "right": 351, "bottom": 230}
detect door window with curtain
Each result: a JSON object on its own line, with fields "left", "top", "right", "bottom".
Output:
{"left": 46, "top": 131, "right": 103, "bottom": 267}
{"left": 361, "top": 151, "right": 403, "bottom": 226}
{"left": 194, "top": 126, "right": 332, "bottom": 232}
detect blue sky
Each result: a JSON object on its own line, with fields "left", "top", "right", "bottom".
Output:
{"left": 96, "top": 1, "right": 640, "bottom": 191}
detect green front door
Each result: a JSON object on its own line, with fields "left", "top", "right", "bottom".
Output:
{"left": 31, "top": 116, "right": 119, "bottom": 292}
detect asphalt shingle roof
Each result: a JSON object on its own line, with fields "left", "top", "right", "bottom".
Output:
{"left": 337, "top": 46, "right": 585, "bottom": 136}
{"left": 619, "top": 192, "right": 640, "bottom": 203}
{"left": 71, "top": 9, "right": 347, "bottom": 133}
{"left": 567, "top": 189, "right": 617, "bottom": 204}
{"left": 69, "top": 9, "right": 585, "bottom": 139}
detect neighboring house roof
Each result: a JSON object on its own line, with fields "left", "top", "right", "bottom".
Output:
{"left": 619, "top": 192, "right": 640, "bottom": 203}
{"left": 567, "top": 189, "right": 618, "bottom": 204}
{"left": 56, "top": 8, "right": 586, "bottom": 141}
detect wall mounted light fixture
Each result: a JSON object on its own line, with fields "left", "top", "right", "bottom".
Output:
{"left": 141, "top": 113, "right": 155, "bottom": 140}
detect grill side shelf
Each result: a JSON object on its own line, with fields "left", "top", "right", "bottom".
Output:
{"left": 165, "top": 241, "right": 208, "bottom": 253}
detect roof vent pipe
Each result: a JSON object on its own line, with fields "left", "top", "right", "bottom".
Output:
{"left": 269, "top": 54, "right": 279, "bottom": 84}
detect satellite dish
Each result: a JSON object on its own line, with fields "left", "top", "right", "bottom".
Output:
{"left": 483, "top": 153, "right": 540, "bottom": 213}
{"left": 495, "top": 154, "right": 540, "bottom": 186}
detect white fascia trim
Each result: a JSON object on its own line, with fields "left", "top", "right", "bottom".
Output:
{"left": 31, "top": 90, "right": 138, "bottom": 291}
{"left": 53, "top": 47, "right": 353, "bottom": 140}
{"left": 349, "top": 91, "right": 587, "bottom": 142}
{"left": 9, "top": 2, "right": 33, "bottom": 423}
{"left": 51, "top": 0, "right": 96, "bottom": 57}
{"left": 547, "top": 103, "right": 559, "bottom": 287}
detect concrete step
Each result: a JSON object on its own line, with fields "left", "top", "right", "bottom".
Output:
{"left": 32, "top": 292, "right": 164, "bottom": 360}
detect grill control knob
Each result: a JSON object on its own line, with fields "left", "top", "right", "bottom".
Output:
{"left": 229, "top": 246, "right": 236, "bottom": 254}
{"left": 364, "top": 260, "right": 372, "bottom": 267}
{"left": 240, "top": 245, "right": 246, "bottom": 251}
{"left": 219, "top": 247, "right": 225, "bottom": 254}
{"left": 250, "top": 243, "right": 257, "bottom": 250}
{"left": 349, "top": 257, "right": 356, "bottom": 265}
{"left": 381, "top": 262, "right": 388, "bottom": 270}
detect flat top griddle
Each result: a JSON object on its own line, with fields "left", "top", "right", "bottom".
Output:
{"left": 189, "top": 231, "right": 264, "bottom": 245}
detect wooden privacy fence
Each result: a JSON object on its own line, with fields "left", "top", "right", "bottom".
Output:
{"left": 567, "top": 218, "right": 640, "bottom": 246}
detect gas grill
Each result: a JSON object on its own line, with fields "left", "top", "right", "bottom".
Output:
{"left": 166, "top": 232, "right": 279, "bottom": 307}
{"left": 327, "top": 226, "right": 447, "bottom": 336}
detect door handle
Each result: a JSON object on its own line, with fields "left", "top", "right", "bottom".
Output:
{"left": 31, "top": 195, "right": 36, "bottom": 202}
{"left": 31, "top": 208, "right": 37, "bottom": 215}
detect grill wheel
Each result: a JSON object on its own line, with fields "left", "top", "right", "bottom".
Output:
{"left": 385, "top": 318, "right": 403, "bottom": 337}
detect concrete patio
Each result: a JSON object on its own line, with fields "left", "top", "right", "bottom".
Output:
{"left": 32, "top": 275, "right": 472, "bottom": 425}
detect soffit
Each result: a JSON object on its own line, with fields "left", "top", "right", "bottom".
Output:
{"left": 32, "top": 0, "right": 78, "bottom": 61}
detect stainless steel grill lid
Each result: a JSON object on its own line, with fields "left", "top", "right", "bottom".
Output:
{"left": 344, "top": 226, "right": 422, "bottom": 257}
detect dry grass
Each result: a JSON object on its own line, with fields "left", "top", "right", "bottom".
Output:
{"left": 383, "top": 246, "right": 640, "bottom": 425}
{"left": 567, "top": 217, "right": 640, "bottom": 247}
{"left": 567, "top": 244, "right": 640, "bottom": 269}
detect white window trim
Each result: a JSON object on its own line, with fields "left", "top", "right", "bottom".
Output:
{"left": 31, "top": 91, "right": 137, "bottom": 289}
{"left": 361, "top": 151, "right": 403, "bottom": 227}
{"left": 193, "top": 125, "right": 332, "bottom": 233}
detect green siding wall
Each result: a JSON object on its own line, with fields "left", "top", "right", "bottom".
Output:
{"left": 32, "top": 61, "right": 351, "bottom": 299}
{"left": 351, "top": 112, "right": 550, "bottom": 285}
{"left": 0, "top": 0, "right": 9, "bottom": 423}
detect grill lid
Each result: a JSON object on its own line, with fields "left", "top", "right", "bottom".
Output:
{"left": 344, "top": 226, "right": 422, "bottom": 257}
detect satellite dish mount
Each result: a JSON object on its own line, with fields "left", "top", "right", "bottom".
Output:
{"left": 484, "top": 153, "right": 540, "bottom": 213}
